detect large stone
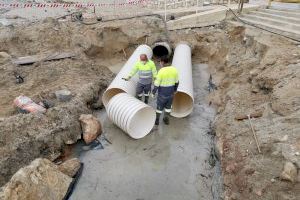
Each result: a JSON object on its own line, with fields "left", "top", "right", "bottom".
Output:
{"left": 79, "top": 114, "right": 102, "bottom": 144}
{"left": 58, "top": 158, "right": 81, "bottom": 178}
{"left": 280, "top": 161, "right": 298, "bottom": 183}
{"left": 1, "top": 158, "right": 72, "bottom": 200}
{"left": 55, "top": 89, "right": 72, "bottom": 102}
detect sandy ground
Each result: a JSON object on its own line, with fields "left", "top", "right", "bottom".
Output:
{"left": 71, "top": 63, "right": 223, "bottom": 200}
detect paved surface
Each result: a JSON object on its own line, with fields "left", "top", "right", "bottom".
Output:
{"left": 71, "top": 64, "right": 222, "bottom": 200}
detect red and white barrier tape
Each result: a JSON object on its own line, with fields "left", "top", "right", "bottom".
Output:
{"left": 0, "top": 0, "right": 150, "bottom": 8}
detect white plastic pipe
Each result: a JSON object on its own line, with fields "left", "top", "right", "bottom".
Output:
{"left": 102, "top": 45, "right": 153, "bottom": 107}
{"left": 171, "top": 43, "right": 194, "bottom": 118}
{"left": 107, "top": 93, "right": 156, "bottom": 139}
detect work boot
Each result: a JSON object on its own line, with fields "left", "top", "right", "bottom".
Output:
{"left": 155, "top": 113, "right": 161, "bottom": 125}
{"left": 137, "top": 96, "right": 142, "bottom": 101}
{"left": 163, "top": 112, "right": 170, "bottom": 125}
{"left": 144, "top": 96, "right": 149, "bottom": 104}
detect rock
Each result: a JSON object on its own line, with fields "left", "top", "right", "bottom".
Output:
{"left": 280, "top": 161, "right": 298, "bottom": 183}
{"left": 1, "top": 158, "right": 72, "bottom": 200}
{"left": 0, "top": 52, "right": 10, "bottom": 59}
{"left": 79, "top": 114, "right": 102, "bottom": 144}
{"left": 0, "top": 52, "right": 11, "bottom": 64}
{"left": 55, "top": 89, "right": 72, "bottom": 102}
{"left": 271, "top": 178, "right": 276, "bottom": 183}
{"left": 254, "top": 188, "right": 263, "bottom": 196}
{"left": 279, "top": 135, "right": 288, "bottom": 142}
{"left": 58, "top": 158, "right": 81, "bottom": 178}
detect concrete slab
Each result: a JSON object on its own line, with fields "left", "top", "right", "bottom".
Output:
{"left": 269, "top": 2, "right": 300, "bottom": 10}
{"left": 167, "top": 4, "right": 261, "bottom": 30}
{"left": 70, "top": 64, "right": 222, "bottom": 200}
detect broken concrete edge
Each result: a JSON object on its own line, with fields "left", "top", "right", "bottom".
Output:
{"left": 167, "top": 4, "right": 262, "bottom": 30}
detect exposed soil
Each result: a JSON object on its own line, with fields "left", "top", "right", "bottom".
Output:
{"left": 0, "top": 16, "right": 166, "bottom": 186}
{"left": 0, "top": 6, "right": 299, "bottom": 200}
{"left": 169, "top": 23, "right": 300, "bottom": 199}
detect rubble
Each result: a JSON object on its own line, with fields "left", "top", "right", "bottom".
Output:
{"left": 55, "top": 89, "right": 72, "bottom": 102}
{"left": 0, "top": 158, "right": 72, "bottom": 200}
{"left": 79, "top": 114, "right": 102, "bottom": 144}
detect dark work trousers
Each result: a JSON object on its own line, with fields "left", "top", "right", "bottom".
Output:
{"left": 136, "top": 82, "right": 151, "bottom": 98}
{"left": 156, "top": 94, "right": 173, "bottom": 113}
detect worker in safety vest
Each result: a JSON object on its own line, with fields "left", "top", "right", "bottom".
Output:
{"left": 123, "top": 54, "right": 157, "bottom": 104}
{"left": 151, "top": 57, "right": 179, "bottom": 125}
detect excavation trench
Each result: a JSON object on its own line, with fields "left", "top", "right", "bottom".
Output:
{"left": 1, "top": 13, "right": 299, "bottom": 199}
{"left": 0, "top": 17, "right": 238, "bottom": 199}
{"left": 71, "top": 62, "right": 222, "bottom": 200}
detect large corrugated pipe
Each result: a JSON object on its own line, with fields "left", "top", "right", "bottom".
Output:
{"left": 171, "top": 43, "right": 194, "bottom": 118}
{"left": 107, "top": 93, "right": 155, "bottom": 139}
{"left": 102, "top": 45, "right": 153, "bottom": 107}
{"left": 152, "top": 42, "right": 172, "bottom": 58}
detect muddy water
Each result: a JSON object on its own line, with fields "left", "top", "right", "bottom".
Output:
{"left": 71, "top": 64, "right": 222, "bottom": 200}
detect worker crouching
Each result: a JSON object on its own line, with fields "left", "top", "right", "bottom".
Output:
{"left": 152, "top": 57, "right": 179, "bottom": 125}
{"left": 124, "top": 54, "right": 157, "bottom": 104}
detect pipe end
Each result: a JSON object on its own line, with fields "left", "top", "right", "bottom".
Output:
{"left": 152, "top": 42, "right": 172, "bottom": 59}
{"left": 171, "top": 91, "right": 194, "bottom": 118}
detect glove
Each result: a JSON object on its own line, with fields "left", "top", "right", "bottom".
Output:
{"left": 122, "top": 77, "right": 130, "bottom": 81}
{"left": 151, "top": 93, "right": 155, "bottom": 98}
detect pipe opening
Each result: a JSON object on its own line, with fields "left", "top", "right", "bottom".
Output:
{"left": 128, "top": 106, "right": 155, "bottom": 139}
{"left": 102, "top": 88, "right": 125, "bottom": 107}
{"left": 152, "top": 42, "right": 172, "bottom": 58}
{"left": 171, "top": 92, "right": 194, "bottom": 118}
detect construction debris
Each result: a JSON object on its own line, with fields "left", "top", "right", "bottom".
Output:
{"left": 79, "top": 114, "right": 102, "bottom": 144}
{"left": 55, "top": 89, "right": 72, "bottom": 102}
{"left": 0, "top": 158, "right": 72, "bottom": 200}
{"left": 12, "top": 52, "right": 76, "bottom": 65}
{"left": 14, "top": 95, "right": 47, "bottom": 114}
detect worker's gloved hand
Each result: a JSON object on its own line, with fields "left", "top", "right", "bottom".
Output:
{"left": 151, "top": 93, "right": 155, "bottom": 98}
{"left": 122, "top": 77, "right": 130, "bottom": 81}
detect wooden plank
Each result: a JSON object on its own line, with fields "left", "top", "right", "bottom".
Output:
{"left": 12, "top": 52, "right": 76, "bottom": 65}
{"left": 235, "top": 111, "right": 263, "bottom": 120}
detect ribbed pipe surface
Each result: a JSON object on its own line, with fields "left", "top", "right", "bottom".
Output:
{"left": 102, "top": 45, "right": 153, "bottom": 107}
{"left": 107, "top": 93, "right": 156, "bottom": 139}
{"left": 171, "top": 43, "right": 194, "bottom": 118}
